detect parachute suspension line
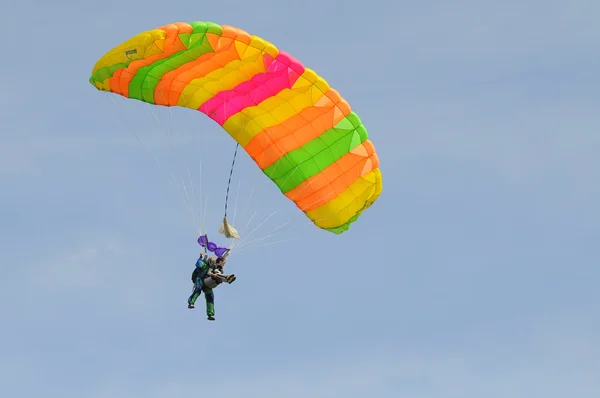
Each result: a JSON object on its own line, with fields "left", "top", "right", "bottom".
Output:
{"left": 106, "top": 95, "right": 163, "bottom": 171}
{"left": 105, "top": 94, "right": 192, "bottom": 221}
{"left": 201, "top": 196, "right": 209, "bottom": 235}
{"left": 230, "top": 164, "right": 302, "bottom": 251}
{"left": 218, "top": 142, "right": 241, "bottom": 240}
{"left": 234, "top": 220, "right": 315, "bottom": 254}
{"left": 151, "top": 104, "right": 198, "bottom": 233}
{"left": 250, "top": 160, "right": 336, "bottom": 245}
{"left": 227, "top": 180, "right": 242, "bottom": 249}
{"left": 224, "top": 142, "right": 239, "bottom": 219}
{"left": 167, "top": 105, "right": 201, "bottom": 234}
{"left": 180, "top": 92, "right": 206, "bottom": 235}
{"left": 228, "top": 128, "right": 273, "bottom": 252}
{"left": 196, "top": 158, "right": 205, "bottom": 236}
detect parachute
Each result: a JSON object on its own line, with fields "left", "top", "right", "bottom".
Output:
{"left": 89, "top": 21, "right": 382, "bottom": 234}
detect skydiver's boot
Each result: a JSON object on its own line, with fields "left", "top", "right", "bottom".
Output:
{"left": 188, "top": 303, "right": 195, "bottom": 309}
{"left": 207, "top": 315, "right": 215, "bottom": 321}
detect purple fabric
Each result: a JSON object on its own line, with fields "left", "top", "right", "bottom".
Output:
{"left": 214, "top": 247, "right": 229, "bottom": 257}
{"left": 197, "top": 235, "right": 229, "bottom": 258}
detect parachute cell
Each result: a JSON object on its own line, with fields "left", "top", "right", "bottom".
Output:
{"left": 89, "top": 21, "right": 382, "bottom": 234}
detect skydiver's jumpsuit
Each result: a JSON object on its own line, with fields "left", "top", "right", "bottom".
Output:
{"left": 187, "top": 256, "right": 217, "bottom": 317}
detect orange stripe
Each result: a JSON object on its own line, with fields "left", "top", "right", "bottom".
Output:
{"left": 109, "top": 69, "right": 124, "bottom": 93}
{"left": 221, "top": 25, "right": 251, "bottom": 44}
{"left": 286, "top": 140, "right": 379, "bottom": 212}
{"left": 245, "top": 90, "right": 351, "bottom": 169}
{"left": 205, "top": 25, "right": 244, "bottom": 53}
{"left": 156, "top": 46, "right": 238, "bottom": 106}
{"left": 155, "top": 28, "right": 244, "bottom": 106}
{"left": 108, "top": 23, "right": 191, "bottom": 98}
{"left": 154, "top": 51, "right": 229, "bottom": 105}
{"left": 167, "top": 22, "right": 193, "bottom": 33}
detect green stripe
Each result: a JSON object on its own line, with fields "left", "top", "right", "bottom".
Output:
{"left": 89, "top": 62, "right": 131, "bottom": 86}
{"left": 263, "top": 112, "right": 368, "bottom": 193}
{"left": 128, "top": 22, "right": 221, "bottom": 103}
{"left": 324, "top": 213, "right": 359, "bottom": 234}
{"left": 128, "top": 56, "right": 177, "bottom": 102}
{"left": 131, "top": 40, "right": 217, "bottom": 103}
{"left": 190, "top": 21, "right": 222, "bottom": 37}
{"left": 89, "top": 22, "right": 221, "bottom": 89}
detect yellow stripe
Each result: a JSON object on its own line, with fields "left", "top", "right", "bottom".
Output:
{"left": 177, "top": 34, "right": 279, "bottom": 110}
{"left": 308, "top": 168, "right": 382, "bottom": 229}
{"left": 178, "top": 55, "right": 268, "bottom": 109}
{"left": 235, "top": 37, "right": 267, "bottom": 60}
{"left": 91, "top": 30, "right": 166, "bottom": 76}
{"left": 223, "top": 69, "right": 330, "bottom": 146}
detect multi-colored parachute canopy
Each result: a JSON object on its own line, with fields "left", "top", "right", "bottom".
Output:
{"left": 89, "top": 21, "right": 382, "bottom": 234}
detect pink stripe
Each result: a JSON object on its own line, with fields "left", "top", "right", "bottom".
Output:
{"left": 198, "top": 51, "right": 305, "bottom": 125}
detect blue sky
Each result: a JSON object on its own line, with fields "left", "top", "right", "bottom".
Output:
{"left": 1, "top": 0, "right": 599, "bottom": 397}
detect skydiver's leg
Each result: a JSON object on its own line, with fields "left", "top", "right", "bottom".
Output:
{"left": 188, "top": 278, "right": 204, "bottom": 308}
{"left": 203, "top": 287, "right": 215, "bottom": 319}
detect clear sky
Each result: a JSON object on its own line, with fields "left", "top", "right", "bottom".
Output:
{"left": 1, "top": 0, "right": 599, "bottom": 397}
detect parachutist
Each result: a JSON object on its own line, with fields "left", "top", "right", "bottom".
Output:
{"left": 187, "top": 253, "right": 233, "bottom": 320}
